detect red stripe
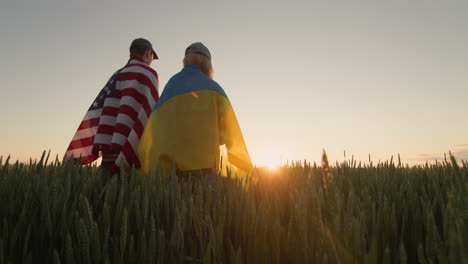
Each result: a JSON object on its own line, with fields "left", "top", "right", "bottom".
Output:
{"left": 67, "top": 136, "right": 94, "bottom": 151}
{"left": 142, "top": 101, "right": 151, "bottom": 116}
{"left": 101, "top": 106, "right": 119, "bottom": 117}
{"left": 67, "top": 154, "right": 97, "bottom": 164}
{"left": 150, "top": 87, "right": 159, "bottom": 106}
{"left": 66, "top": 152, "right": 96, "bottom": 164}
{"left": 150, "top": 80, "right": 159, "bottom": 102}
{"left": 119, "top": 105, "right": 139, "bottom": 120}
{"left": 114, "top": 123, "right": 131, "bottom": 137}
{"left": 78, "top": 118, "right": 99, "bottom": 130}
{"left": 80, "top": 155, "right": 97, "bottom": 164}
{"left": 96, "top": 124, "right": 115, "bottom": 135}
{"left": 110, "top": 142, "right": 123, "bottom": 153}
{"left": 133, "top": 119, "right": 144, "bottom": 138}
{"left": 145, "top": 82, "right": 159, "bottom": 105}
{"left": 122, "top": 141, "right": 141, "bottom": 168}
{"left": 115, "top": 88, "right": 151, "bottom": 115}
{"left": 118, "top": 72, "right": 155, "bottom": 92}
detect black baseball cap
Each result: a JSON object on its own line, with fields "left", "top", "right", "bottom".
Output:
{"left": 130, "top": 38, "right": 159, "bottom": 60}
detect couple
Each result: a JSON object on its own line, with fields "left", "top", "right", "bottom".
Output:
{"left": 66, "top": 38, "right": 255, "bottom": 180}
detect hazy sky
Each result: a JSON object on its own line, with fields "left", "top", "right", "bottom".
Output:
{"left": 1, "top": 0, "right": 467, "bottom": 167}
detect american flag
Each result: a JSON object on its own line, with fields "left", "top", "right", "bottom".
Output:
{"left": 66, "top": 57, "right": 159, "bottom": 170}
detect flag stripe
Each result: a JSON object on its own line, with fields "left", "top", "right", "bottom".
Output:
{"left": 115, "top": 88, "right": 151, "bottom": 115}
{"left": 124, "top": 64, "right": 158, "bottom": 85}
{"left": 66, "top": 145, "right": 94, "bottom": 159}
{"left": 118, "top": 105, "right": 138, "bottom": 121}
{"left": 80, "top": 155, "right": 97, "bottom": 164}
{"left": 103, "top": 98, "right": 120, "bottom": 108}
{"left": 78, "top": 118, "right": 99, "bottom": 130}
{"left": 94, "top": 134, "right": 112, "bottom": 144}
{"left": 101, "top": 106, "right": 119, "bottom": 117}
{"left": 111, "top": 134, "right": 128, "bottom": 149}
{"left": 98, "top": 116, "right": 117, "bottom": 126}
{"left": 83, "top": 109, "right": 102, "bottom": 120}
{"left": 67, "top": 136, "right": 94, "bottom": 151}
{"left": 117, "top": 94, "right": 146, "bottom": 116}
{"left": 95, "top": 124, "right": 115, "bottom": 135}
{"left": 133, "top": 119, "right": 144, "bottom": 138}
{"left": 118, "top": 72, "right": 156, "bottom": 93}
{"left": 122, "top": 141, "right": 140, "bottom": 167}
{"left": 126, "top": 62, "right": 158, "bottom": 75}
{"left": 72, "top": 127, "right": 98, "bottom": 141}
{"left": 137, "top": 110, "right": 148, "bottom": 125}
{"left": 113, "top": 114, "right": 134, "bottom": 130}
{"left": 114, "top": 123, "right": 131, "bottom": 137}
{"left": 127, "top": 131, "right": 140, "bottom": 153}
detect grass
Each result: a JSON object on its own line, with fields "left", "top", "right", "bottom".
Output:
{"left": 0, "top": 151, "right": 467, "bottom": 263}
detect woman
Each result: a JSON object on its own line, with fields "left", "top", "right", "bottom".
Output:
{"left": 138, "top": 42, "right": 255, "bottom": 183}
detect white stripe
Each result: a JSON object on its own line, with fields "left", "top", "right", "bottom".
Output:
{"left": 99, "top": 115, "right": 116, "bottom": 126}
{"left": 127, "top": 131, "right": 139, "bottom": 152}
{"left": 118, "top": 94, "right": 143, "bottom": 114}
{"left": 94, "top": 134, "right": 112, "bottom": 145}
{"left": 66, "top": 145, "right": 93, "bottom": 159}
{"left": 115, "top": 152, "right": 129, "bottom": 168}
{"left": 83, "top": 109, "right": 102, "bottom": 120}
{"left": 147, "top": 86, "right": 156, "bottom": 107}
{"left": 121, "top": 64, "right": 158, "bottom": 89}
{"left": 138, "top": 110, "right": 148, "bottom": 124}
{"left": 115, "top": 114, "right": 135, "bottom": 128}
{"left": 116, "top": 79, "right": 146, "bottom": 95}
{"left": 111, "top": 133, "right": 127, "bottom": 146}
{"left": 102, "top": 98, "right": 119, "bottom": 108}
{"left": 72, "top": 127, "right": 98, "bottom": 141}
{"left": 128, "top": 59, "right": 146, "bottom": 66}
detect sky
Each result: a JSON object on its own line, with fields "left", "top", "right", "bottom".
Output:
{"left": 1, "top": 0, "right": 467, "bottom": 167}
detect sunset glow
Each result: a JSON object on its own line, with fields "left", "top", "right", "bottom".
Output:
{"left": 251, "top": 148, "right": 284, "bottom": 170}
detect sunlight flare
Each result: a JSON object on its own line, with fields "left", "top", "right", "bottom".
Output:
{"left": 252, "top": 148, "right": 284, "bottom": 170}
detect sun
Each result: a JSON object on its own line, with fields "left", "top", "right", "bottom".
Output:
{"left": 252, "top": 148, "right": 283, "bottom": 170}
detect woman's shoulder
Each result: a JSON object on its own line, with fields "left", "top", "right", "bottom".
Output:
{"left": 204, "top": 78, "right": 227, "bottom": 97}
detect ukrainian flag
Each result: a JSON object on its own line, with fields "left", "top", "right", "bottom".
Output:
{"left": 138, "top": 64, "right": 256, "bottom": 182}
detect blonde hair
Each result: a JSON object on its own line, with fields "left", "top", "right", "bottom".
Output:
{"left": 183, "top": 53, "right": 214, "bottom": 79}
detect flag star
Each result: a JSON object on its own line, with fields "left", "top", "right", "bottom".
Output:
{"left": 106, "top": 90, "right": 111, "bottom": 95}
{"left": 93, "top": 101, "right": 98, "bottom": 107}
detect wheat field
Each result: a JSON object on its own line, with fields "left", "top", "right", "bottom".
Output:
{"left": 0, "top": 151, "right": 466, "bottom": 263}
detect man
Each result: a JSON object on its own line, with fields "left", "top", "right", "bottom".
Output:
{"left": 66, "top": 38, "right": 160, "bottom": 172}
{"left": 138, "top": 42, "right": 256, "bottom": 183}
